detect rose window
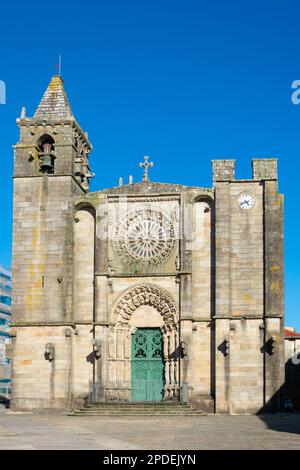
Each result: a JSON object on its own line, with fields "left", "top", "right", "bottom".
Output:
{"left": 113, "top": 209, "right": 176, "bottom": 263}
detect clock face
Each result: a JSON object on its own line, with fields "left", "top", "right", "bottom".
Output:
{"left": 238, "top": 193, "right": 255, "bottom": 210}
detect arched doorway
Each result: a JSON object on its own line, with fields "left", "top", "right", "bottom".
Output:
{"left": 112, "top": 283, "right": 179, "bottom": 401}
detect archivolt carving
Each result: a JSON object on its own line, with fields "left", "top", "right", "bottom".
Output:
{"left": 114, "top": 283, "right": 178, "bottom": 330}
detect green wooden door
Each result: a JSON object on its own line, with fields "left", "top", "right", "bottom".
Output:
{"left": 131, "top": 328, "right": 164, "bottom": 402}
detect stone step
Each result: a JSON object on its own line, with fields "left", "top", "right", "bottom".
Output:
{"left": 82, "top": 409, "right": 191, "bottom": 412}
{"left": 76, "top": 409, "right": 199, "bottom": 413}
{"left": 81, "top": 407, "right": 192, "bottom": 411}
{"left": 70, "top": 411, "right": 204, "bottom": 417}
{"left": 82, "top": 407, "right": 191, "bottom": 411}
{"left": 86, "top": 401, "right": 183, "bottom": 406}
{"left": 70, "top": 400, "right": 205, "bottom": 417}
{"left": 84, "top": 404, "right": 188, "bottom": 409}
{"left": 70, "top": 403, "right": 205, "bottom": 417}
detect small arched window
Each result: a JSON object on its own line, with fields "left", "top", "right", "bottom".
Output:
{"left": 37, "top": 134, "right": 55, "bottom": 174}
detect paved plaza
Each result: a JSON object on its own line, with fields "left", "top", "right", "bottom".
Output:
{"left": 0, "top": 411, "right": 300, "bottom": 450}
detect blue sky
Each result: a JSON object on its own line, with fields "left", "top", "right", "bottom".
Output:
{"left": 0, "top": 0, "right": 299, "bottom": 328}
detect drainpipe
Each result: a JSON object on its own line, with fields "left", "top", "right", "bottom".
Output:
{"left": 262, "top": 182, "right": 266, "bottom": 410}
{"left": 92, "top": 209, "right": 96, "bottom": 402}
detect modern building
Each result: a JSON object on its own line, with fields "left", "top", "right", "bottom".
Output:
{"left": 0, "top": 265, "right": 11, "bottom": 399}
{"left": 285, "top": 327, "right": 300, "bottom": 409}
{"left": 10, "top": 76, "right": 284, "bottom": 413}
{"left": 285, "top": 327, "right": 300, "bottom": 359}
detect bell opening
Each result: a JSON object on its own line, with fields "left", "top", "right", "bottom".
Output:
{"left": 37, "top": 134, "right": 55, "bottom": 174}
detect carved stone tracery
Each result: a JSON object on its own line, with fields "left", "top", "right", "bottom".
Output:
{"left": 112, "top": 207, "right": 176, "bottom": 265}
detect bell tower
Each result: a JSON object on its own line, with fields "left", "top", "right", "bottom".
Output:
{"left": 12, "top": 75, "right": 93, "bottom": 326}
{"left": 11, "top": 76, "right": 96, "bottom": 409}
{"left": 14, "top": 75, "right": 93, "bottom": 188}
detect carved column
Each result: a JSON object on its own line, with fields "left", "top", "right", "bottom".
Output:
{"left": 162, "top": 327, "right": 179, "bottom": 399}
{"left": 169, "top": 331, "right": 176, "bottom": 398}
{"left": 163, "top": 332, "right": 170, "bottom": 398}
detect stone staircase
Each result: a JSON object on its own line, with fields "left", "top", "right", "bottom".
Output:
{"left": 69, "top": 401, "right": 205, "bottom": 417}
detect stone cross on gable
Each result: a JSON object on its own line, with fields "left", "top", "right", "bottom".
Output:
{"left": 139, "top": 155, "right": 154, "bottom": 182}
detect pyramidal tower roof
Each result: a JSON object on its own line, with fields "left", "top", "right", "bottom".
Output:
{"left": 34, "top": 75, "right": 74, "bottom": 120}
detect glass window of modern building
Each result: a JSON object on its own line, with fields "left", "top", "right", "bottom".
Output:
{"left": 0, "top": 265, "right": 11, "bottom": 400}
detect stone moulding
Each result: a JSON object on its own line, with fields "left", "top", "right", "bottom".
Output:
{"left": 113, "top": 282, "right": 179, "bottom": 331}
{"left": 108, "top": 196, "right": 181, "bottom": 202}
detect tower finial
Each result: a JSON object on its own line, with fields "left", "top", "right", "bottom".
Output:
{"left": 139, "top": 155, "right": 154, "bottom": 182}
{"left": 58, "top": 54, "right": 62, "bottom": 77}
{"left": 54, "top": 54, "right": 62, "bottom": 76}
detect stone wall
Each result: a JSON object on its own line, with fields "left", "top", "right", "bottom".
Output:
{"left": 12, "top": 176, "right": 83, "bottom": 323}
{"left": 11, "top": 325, "right": 96, "bottom": 409}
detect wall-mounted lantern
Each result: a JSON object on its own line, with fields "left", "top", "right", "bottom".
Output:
{"left": 44, "top": 343, "right": 55, "bottom": 362}
{"left": 91, "top": 338, "right": 101, "bottom": 359}
{"left": 218, "top": 337, "right": 230, "bottom": 357}
{"left": 180, "top": 340, "right": 187, "bottom": 357}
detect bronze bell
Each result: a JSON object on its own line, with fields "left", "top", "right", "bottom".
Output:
{"left": 40, "top": 143, "right": 54, "bottom": 173}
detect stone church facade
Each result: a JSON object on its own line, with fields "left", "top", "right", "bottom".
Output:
{"left": 11, "top": 76, "right": 284, "bottom": 414}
